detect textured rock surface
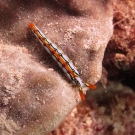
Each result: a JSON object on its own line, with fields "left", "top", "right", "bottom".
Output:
{"left": 103, "top": 0, "right": 135, "bottom": 88}
{"left": 0, "top": 44, "right": 78, "bottom": 135}
{"left": 51, "top": 82, "right": 135, "bottom": 135}
{"left": 0, "top": 0, "right": 113, "bottom": 134}
{"left": 51, "top": 1, "right": 135, "bottom": 135}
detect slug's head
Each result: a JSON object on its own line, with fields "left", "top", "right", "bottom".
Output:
{"left": 29, "top": 23, "right": 37, "bottom": 34}
{"left": 29, "top": 23, "right": 35, "bottom": 30}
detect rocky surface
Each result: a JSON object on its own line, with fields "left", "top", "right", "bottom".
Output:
{"left": 0, "top": 0, "right": 113, "bottom": 135}
{"left": 49, "top": 0, "right": 135, "bottom": 135}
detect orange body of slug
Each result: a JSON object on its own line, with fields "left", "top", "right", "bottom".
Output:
{"left": 29, "top": 23, "right": 96, "bottom": 100}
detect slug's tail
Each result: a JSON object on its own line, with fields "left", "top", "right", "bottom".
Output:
{"left": 85, "top": 83, "right": 97, "bottom": 89}
{"left": 79, "top": 83, "right": 96, "bottom": 100}
{"left": 79, "top": 89, "right": 86, "bottom": 100}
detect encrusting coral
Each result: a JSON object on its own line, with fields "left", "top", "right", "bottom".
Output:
{"left": 0, "top": 0, "right": 113, "bottom": 134}
{"left": 103, "top": 0, "right": 135, "bottom": 89}
{"left": 51, "top": 82, "right": 135, "bottom": 135}
{"left": 0, "top": 43, "right": 79, "bottom": 135}
{"left": 53, "top": 0, "right": 135, "bottom": 134}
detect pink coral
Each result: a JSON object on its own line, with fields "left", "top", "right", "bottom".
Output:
{"left": 0, "top": 0, "right": 113, "bottom": 134}
{"left": 0, "top": 43, "right": 79, "bottom": 135}
{"left": 103, "top": 0, "right": 135, "bottom": 88}
{"left": 52, "top": 83, "right": 135, "bottom": 135}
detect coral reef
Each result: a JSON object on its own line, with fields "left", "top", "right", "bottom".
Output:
{"left": 103, "top": 0, "right": 135, "bottom": 88}
{"left": 51, "top": 83, "right": 135, "bottom": 135}
{"left": 50, "top": 0, "right": 135, "bottom": 135}
{"left": 0, "top": 0, "right": 113, "bottom": 134}
{"left": 0, "top": 43, "right": 79, "bottom": 135}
